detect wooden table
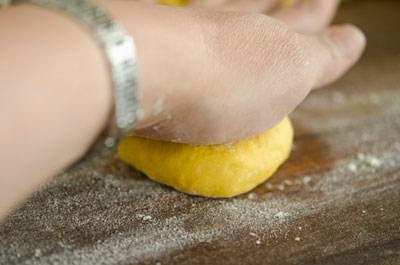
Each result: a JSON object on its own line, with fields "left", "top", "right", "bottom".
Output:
{"left": 1, "top": 1, "right": 399, "bottom": 264}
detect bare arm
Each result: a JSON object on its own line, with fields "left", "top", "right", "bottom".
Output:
{"left": 0, "top": 3, "right": 112, "bottom": 218}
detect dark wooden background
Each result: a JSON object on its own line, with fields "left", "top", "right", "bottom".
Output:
{"left": 1, "top": 1, "right": 399, "bottom": 264}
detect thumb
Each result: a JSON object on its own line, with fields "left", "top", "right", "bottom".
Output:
{"left": 311, "top": 24, "right": 366, "bottom": 88}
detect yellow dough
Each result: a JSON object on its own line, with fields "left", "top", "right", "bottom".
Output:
{"left": 159, "top": 0, "right": 306, "bottom": 7}
{"left": 118, "top": 118, "right": 293, "bottom": 198}
{"left": 159, "top": 0, "right": 188, "bottom": 6}
{"left": 159, "top": 0, "right": 350, "bottom": 8}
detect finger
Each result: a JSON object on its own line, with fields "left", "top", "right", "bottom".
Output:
{"left": 187, "top": 0, "right": 280, "bottom": 13}
{"left": 270, "top": 0, "right": 340, "bottom": 34}
{"left": 310, "top": 24, "right": 366, "bottom": 88}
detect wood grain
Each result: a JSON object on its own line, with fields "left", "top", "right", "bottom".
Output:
{"left": 1, "top": 1, "right": 399, "bottom": 265}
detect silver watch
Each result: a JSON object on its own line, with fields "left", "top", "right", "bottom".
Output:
{"left": 1, "top": 0, "right": 139, "bottom": 147}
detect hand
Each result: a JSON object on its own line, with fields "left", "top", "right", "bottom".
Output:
{"left": 107, "top": 0, "right": 365, "bottom": 145}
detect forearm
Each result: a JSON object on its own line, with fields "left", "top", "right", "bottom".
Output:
{"left": 0, "top": 3, "right": 112, "bottom": 218}
{"left": 0, "top": 0, "right": 177, "bottom": 219}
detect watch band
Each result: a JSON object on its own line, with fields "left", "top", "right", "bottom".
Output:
{"left": 1, "top": 0, "right": 139, "bottom": 146}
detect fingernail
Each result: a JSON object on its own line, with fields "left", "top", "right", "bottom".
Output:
{"left": 328, "top": 24, "right": 366, "bottom": 60}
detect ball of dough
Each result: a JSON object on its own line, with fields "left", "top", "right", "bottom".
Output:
{"left": 118, "top": 118, "right": 293, "bottom": 198}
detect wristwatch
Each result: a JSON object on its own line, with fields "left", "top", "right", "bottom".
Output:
{"left": 1, "top": 0, "right": 139, "bottom": 148}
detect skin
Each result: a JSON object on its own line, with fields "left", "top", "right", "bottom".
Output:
{"left": 0, "top": 0, "right": 365, "bottom": 220}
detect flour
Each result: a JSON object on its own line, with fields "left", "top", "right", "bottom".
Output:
{"left": 1, "top": 80, "right": 400, "bottom": 265}
{"left": 0, "top": 141, "right": 399, "bottom": 265}
{"left": 247, "top": 193, "right": 257, "bottom": 200}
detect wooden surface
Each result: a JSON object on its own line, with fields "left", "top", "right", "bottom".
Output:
{"left": 1, "top": 1, "right": 400, "bottom": 265}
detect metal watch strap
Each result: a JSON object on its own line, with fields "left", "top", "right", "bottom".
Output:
{"left": 1, "top": 0, "right": 139, "bottom": 146}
